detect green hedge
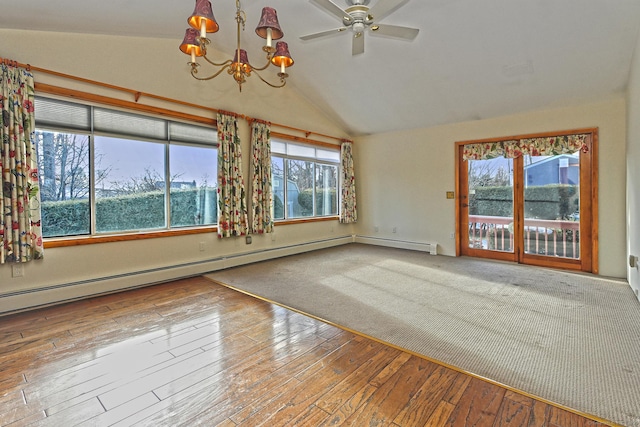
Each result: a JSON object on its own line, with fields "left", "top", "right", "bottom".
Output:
{"left": 298, "top": 189, "right": 337, "bottom": 216}
{"left": 41, "top": 199, "right": 90, "bottom": 237}
{"left": 41, "top": 187, "right": 217, "bottom": 237}
{"left": 170, "top": 188, "right": 217, "bottom": 227}
{"left": 470, "top": 185, "right": 578, "bottom": 220}
{"left": 95, "top": 191, "right": 166, "bottom": 232}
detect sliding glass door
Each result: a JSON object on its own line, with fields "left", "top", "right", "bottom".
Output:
{"left": 456, "top": 129, "right": 597, "bottom": 273}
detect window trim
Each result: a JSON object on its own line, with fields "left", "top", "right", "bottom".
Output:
{"left": 36, "top": 88, "right": 343, "bottom": 248}
{"left": 271, "top": 137, "right": 340, "bottom": 221}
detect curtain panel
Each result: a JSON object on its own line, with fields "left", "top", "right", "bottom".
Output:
{"left": 463, "top": 134, "right": 589, "bottom": 161}
{"left": 0, "top": 63, "right": 43, "bottom": 264}
{"left": 339, "top": 141, "right": 357, "bottom": 224}
{"left": 250, "top": 121, "right": 273, "bottom": 234}
{"left": 216, "top": 113, "right": 248, "bottom": 238}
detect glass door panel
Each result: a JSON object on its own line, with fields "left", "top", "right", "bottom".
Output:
{"left": 523, "top": 154, "right": 580, "bottom": 260}
{"left": 467, "top": 157, "right": 514, "bottom": 253}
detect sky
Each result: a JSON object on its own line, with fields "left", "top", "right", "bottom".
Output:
{"left": 95, "top": 136, "right": 217, "bottom": 188}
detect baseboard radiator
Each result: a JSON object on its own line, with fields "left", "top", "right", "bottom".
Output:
{"left": 0, "top": 235, "right": 353, "bottom": 315}
{"left": 354, "top": 235, "right": 438, "bottom": 255}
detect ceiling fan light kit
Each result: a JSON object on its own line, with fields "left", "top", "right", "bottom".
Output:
{"left": 301, "top": 0, "right": 419, "bottom": 55}
{"left": 179, "top": 0, "right": 294, "bottom": 91}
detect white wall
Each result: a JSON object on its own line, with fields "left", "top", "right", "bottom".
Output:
{"left": 0, "top": 30, "right": 354, "bottom": 314}
{"left": 626, "top": 29, "right": 640, "bottom": 300}
{"left": 354, "top": 98, "right": 627, "bottom": 278}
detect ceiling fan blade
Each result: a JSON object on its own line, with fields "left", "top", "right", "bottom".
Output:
{"left": 309, "top": 0, "right": 350, "bottom": 22}
{"left": 368, "top": 0, "right": 410, "bottom": 22}
{"left": 300, "top": 27, "right": 349, "bottom": 41}
{"left": 352, "top": 32, "right": 365, "bottom": 55}
{"left": 371, "top": 24, "right": 419, "bottom": 40}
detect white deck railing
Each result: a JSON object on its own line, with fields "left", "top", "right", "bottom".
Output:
{"left": 468, "top": 215, "right": 580, "bottom": 259}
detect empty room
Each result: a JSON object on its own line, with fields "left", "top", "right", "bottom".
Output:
{"left": 1, "top": 0, "right": 640, "bottom": 425}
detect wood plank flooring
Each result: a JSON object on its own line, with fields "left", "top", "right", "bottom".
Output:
{"left": 0, "top": 277, "right": 612, "bottom": 426}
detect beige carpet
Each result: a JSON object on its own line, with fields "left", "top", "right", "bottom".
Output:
{"left": 206, "top": 243, "right": 640, "bottom": 426}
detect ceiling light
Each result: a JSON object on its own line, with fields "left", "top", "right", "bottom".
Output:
{"left": 180, "top": 0, "right": 294, "bottom": 92}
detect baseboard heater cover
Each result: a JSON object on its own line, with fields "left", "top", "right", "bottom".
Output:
{"left": 355, "top": 235, "right": 438, "bottom": 255}
{"left": 0, "top": 235, "right": 353, "bottom": 315}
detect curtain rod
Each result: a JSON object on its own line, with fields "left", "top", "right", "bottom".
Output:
{"left": 1, "top": 56, "right": 352, "bottom": 144}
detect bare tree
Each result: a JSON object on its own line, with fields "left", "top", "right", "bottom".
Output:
{"left": 34, "top": 131, "right": 110, "bottom": 201}
{"left": 286, "top": 160, "right": 314, "bottom": 190}
{"left": 468, "top": 160, "right": 511, "bottom": 189}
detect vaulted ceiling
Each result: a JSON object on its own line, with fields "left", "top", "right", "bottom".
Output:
{"left": 3, "top": 0, "right": 640, "bottom": 136}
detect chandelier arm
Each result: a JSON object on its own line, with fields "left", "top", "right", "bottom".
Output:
{"left": 250, "top": 57, "right": 276, "bottom": 72}
{"left": 201, "top": 55, "right": 234, "bottom": 68}
{"left": 252, "top": 69, "right": 286, "bottom": 88}
{"left": 191, "top": 64, "right": 232, "bottom": 81}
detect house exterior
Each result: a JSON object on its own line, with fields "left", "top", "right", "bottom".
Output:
{"left": 524, "top": 154, "right": 580, "bottom": 187}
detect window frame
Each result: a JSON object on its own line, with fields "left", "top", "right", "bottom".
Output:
{"left": 270, "top": 136, "right": 340, "bottom": 223}
{"left": 35, "top": 96, "right": 219, "bottom": 248}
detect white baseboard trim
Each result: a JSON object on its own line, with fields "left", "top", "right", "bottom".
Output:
{"left": 355, "top": 235, "right": 438, "bottom": 255}
{"left": 0, "top": 235, "right": 353, "bottom": 316}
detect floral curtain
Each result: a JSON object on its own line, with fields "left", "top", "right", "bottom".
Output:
{"left": 339, "top": 141, "right": 357, "bottom": 224}
{"left": 1, "top": 63, "right": 43, "bottom": 264}
{"left": 216, "top": 113, "right": 248, "bottom": 238}
{"left": 463, "top": 134, "right": 589, "bottom": 161}
{"left": 250, "top": 120, "right": 273, "bottom": 234}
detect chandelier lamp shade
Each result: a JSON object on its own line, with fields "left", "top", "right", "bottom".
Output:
{"left": 180, "top": 0, "right": 294, "bottom": 91}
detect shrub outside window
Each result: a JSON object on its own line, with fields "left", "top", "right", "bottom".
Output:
{"left": 271, "top": 140, "right": 339, "bottom": 220}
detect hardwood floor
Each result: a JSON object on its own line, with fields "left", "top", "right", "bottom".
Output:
{"left": 0, "top": 277, "right": 612, "bottom": 426}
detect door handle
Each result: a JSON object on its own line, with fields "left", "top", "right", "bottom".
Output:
{"left": 462, "top": 203, "right": 469, "bottom": 207}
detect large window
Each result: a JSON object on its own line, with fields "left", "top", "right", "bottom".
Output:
{"left": 271, "top": 140, "right": 339, "bottom": 220}
{"left": 34, "top": 97, "right": 218, "bottom": 238}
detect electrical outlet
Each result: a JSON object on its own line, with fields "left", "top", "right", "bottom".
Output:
{"left": 374, "top": 226, "right": 379, "bottom": 232}
{"left": 392, "top": 227, "right": 397, "bottom": 233}
{"left": 199, "top": 242, "right": 206, "bottom": 251}
{"left": 450, "top": 232, "right": 455, "bottom": 239}
{"left": 246, "top": 235, "right": 252, "bottom": 245}
{"left": 12, "top": 264, "right": 24, "bottom": 278}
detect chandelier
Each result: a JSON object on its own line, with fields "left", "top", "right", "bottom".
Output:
{"left": 179, "top": 0, "right": 294, "bottom": 91}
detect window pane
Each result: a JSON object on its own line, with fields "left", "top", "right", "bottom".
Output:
{"left": 316, "top": 164, "right": 338, "bottom": 216}
{"left": 272, "top": 156, "right": 285, "bottom": 219}
{"left": 523, "top": 154, "right": 580, "bottom": 259}
{"left": 287, "top": 143, "right": 315, "bottom": 158}
{"left": 316, "top": 148, "right": 340, "bottom": 162}
{"left": 94, "top": 136, "right": 166, "bottom": 232}
{"left": 34, "top": 130, "right": 90, "bottom": 237}
{"left": 287, "top": 159, "right": 314, "bottom": 218}
{"left": 169, "top": 144, "right": 217, "bottom": 227}
{"left": 467, "top": 157, "right": 514, "bottom": 252}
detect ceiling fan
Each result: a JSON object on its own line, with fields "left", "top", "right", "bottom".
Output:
{"left": 300, "top": 0, "right": 419, "bottom": 55}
